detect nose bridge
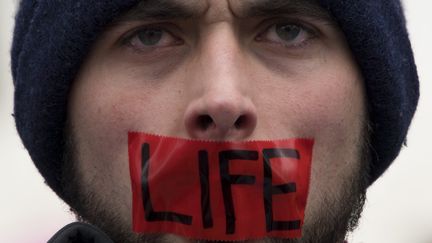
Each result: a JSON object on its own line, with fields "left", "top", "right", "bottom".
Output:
{"left": 183, "top": 23, "right": 257, "bottom": 140}
{"left": 198, "top": 23, "right": 245, "bottom": 94}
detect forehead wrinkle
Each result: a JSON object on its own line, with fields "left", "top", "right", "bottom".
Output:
{"left": 202, "top": 0, "right": 238, "bottom": 23}
{"left": 115, "top": 0, "right": 209, "bottom": 22}
{"left": 229, "top": 0, "right": 332, "bottom": 21}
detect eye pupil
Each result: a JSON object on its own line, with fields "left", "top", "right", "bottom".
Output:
{"left": 275, "top": 24, "right": 301, "bottom": 41}
{"left": 138, "top": 29, "right": 163, "bottom": 46}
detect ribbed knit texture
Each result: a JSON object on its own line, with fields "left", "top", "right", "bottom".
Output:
{"left": 12, "top": 0, "right": 140, "bottom": 197}
{"left": 12, "top": 0, "right": 419, "bottom": 199}
{"left": 319, "top": 0, "right": 419, "bottom": 181}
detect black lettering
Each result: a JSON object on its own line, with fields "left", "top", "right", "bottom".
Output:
{"left": 198, "top": 150, "right": 213, "bottom": 228}
{"left": 141, "top": 143, "right": 193, "bottom": 225}
{"left": 263, "top": 148, "right": 301, "bottom": 232}
{"left": 219, "top": 150, "right": 259, "bottom": 234}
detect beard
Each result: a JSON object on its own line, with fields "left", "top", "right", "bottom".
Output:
{"left": 61, "top": 125, "right": 371, "bottom": 243}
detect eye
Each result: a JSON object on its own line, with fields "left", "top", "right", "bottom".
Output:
{"left": 125, "top": 27, "right": 183, "bottom": 51}
{"left": 256, "top": 22, "right": 316, "bottom": 48}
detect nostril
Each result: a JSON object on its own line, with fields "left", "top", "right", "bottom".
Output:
{"left": 234, "top": 115, "right": 247, "bottom": 129}
{"left": 197, "top": 115, "right": 214, "bottom": 130}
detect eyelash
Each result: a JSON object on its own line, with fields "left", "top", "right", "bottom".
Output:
{"left": 120, "top": 24, "right": 183, "bottom": 53}
{"left": 256, "top": 19, "right": 319, "bottom": 49}
{"left": 120, "top": 20, "right": 319, "bottom": 53}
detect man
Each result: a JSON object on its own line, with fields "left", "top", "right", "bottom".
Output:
{"left": 11, "top": 0, "right": 418, "bottom": 242}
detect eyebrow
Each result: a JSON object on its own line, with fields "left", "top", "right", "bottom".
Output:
{"left": 239, "top": 0, "right": 333, "bottom": 22}
{"left": 114, "top": 0, "right": 334, "bottom": 23}
{"left": 114, "top": 0, "right": 202, "bottom": 22}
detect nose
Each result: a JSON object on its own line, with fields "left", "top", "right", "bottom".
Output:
{"left": 184, "top": 27, "right": 257, "bottom": 140}
{"left": 184, "top": 94, "right": 257, "bottom": 140}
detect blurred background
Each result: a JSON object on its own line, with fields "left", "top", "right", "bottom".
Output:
{"left": 1, "top": 1, "right": 431, "bottom": 242}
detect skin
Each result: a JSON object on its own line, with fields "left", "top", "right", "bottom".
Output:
{"left": 66, "top": 0, "right": 368, "bottom": 242}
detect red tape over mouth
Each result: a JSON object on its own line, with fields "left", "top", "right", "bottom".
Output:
{"left": 128, "top": 132, "right": 314, "bottom": 241}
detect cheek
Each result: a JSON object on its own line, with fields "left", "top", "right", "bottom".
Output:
{"left": 68, "top": 78, "right": 136, "bottom": 209}
{"left": 304, "top": 72, "right": 365, "bottom": 176}
{"left": 300, "top": 72, "right": 365, "bottom": 143}
{"left": 70, "top": 84, "right": 138, "bottom": 168}
{"left": 257, "top": 59, "right": 365, "bottom": 143}
{"left": 296, "top": 64, "right": 367, "bottom": 218}
{"left": 70, "top": 70, "right": 187, "bottom": 159}
{"left": 68, "top": 67, "right": 188, "bottom": 214}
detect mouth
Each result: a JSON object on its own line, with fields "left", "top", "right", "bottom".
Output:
{"left": 128, "top": 132, "right": 314, "bottom": 242}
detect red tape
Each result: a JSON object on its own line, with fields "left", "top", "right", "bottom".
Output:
{"left": 128, "top": 132, "right": 314, "bottom": 241}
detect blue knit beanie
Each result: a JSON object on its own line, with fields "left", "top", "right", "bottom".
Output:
{"left": 11, "top": 0, "right": 419, "bottom": 199}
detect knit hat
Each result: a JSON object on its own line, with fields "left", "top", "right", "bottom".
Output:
{"left": 11, "top": 0, "right": 419, "bottom": 199}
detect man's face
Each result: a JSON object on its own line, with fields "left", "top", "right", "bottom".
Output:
{"left": 65, "top": 0, "right": 369, "bottom": 242}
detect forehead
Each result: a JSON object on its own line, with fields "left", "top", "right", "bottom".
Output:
{"left": 230, "top": 0, "right": 324, "bottom": 17}
{"left": 118, "top": 0, "right": 331, "bottom": 22}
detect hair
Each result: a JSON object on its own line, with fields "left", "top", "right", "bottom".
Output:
{"left": 59, "top": 120, "right": 371, "bottom": 243}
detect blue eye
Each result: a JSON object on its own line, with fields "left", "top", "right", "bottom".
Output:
{"left": 257, "top": 22, "right": 315, "bottom": 48}
{"left": 137, "top": 28, "right": 164, "bottom": 46}
{"left": 126, "top": 27, "right": 182, "bottom": 51}
{"left": 275, "top": 24, "right": 302, "bottom": 42}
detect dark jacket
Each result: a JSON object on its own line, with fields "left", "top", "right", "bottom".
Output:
{"left": 48, "top": 223, "right": 113, "bottom": 243}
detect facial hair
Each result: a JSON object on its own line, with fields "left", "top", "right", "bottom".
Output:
{"left": 61, "top": 125, "right": 370, "bottom": 243}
